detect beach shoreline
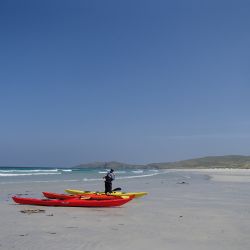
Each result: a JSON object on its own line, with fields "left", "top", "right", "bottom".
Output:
{"left": 1, "top": 169, "right": 250, "bottom": 250}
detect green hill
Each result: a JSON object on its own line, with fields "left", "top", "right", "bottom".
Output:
{"left": 147, "top": 155, "right": 250, "bottom": 169}
{"left": 75, "top": 155, "right": 250, "bottom": 169}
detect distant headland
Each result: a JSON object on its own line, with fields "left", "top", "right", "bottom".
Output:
{"left": 75, "top": 155, "right": 250, "bottom": 169}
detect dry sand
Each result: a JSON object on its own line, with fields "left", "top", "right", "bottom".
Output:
{"left": 1, "top": 170, "right": 250, "bottom": 250}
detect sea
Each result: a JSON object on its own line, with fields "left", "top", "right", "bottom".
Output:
{"left": 0, "top": 166, "right": 161, "bottom": 185}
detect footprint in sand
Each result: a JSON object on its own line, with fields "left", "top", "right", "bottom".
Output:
{"left": 19, "top": 233, "right": 29, "bottom": 237}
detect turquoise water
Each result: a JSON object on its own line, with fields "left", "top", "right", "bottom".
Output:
{"left": 0, "top": 166, "right": 161, "bottom": 184}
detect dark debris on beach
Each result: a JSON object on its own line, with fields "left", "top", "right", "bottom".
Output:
{"left": 20, "top": 209, "right": 46, "bottom": 214}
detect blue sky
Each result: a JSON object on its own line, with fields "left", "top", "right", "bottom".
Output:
{"left": 0, "top": 0, "right": 250, "bottom": 167}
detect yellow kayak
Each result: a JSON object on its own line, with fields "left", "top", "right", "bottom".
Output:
{"left": 65, "top": 189, "right": 148, "bottom": 198}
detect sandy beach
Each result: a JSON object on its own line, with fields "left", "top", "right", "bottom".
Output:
{"left": 1, "top": 169, "right": 250, "bottom": 250}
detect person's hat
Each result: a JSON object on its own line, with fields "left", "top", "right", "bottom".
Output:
{"left": 110, "top": 169, "right": 114, "bottom": 172}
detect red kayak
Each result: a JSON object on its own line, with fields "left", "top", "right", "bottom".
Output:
{"left": 12, "top": 196, "right": 133, "bottom": 207}
{"left": 42, "top": 192, "right": 122, "bottom": 200}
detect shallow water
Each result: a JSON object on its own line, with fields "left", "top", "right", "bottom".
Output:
{"left": 0, "top": 166, "right": 161, "bottom": 185}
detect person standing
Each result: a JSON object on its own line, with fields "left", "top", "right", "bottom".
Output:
{"left": 103, "top": 169, "right": 115, "bottom": 194}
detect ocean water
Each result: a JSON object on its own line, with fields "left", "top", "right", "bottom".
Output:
{"left": 0, "top": 166, "right": 161, "bottom": 185}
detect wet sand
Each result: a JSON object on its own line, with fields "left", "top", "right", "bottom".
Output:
{"left": 1, "top": 169, "right": 250, "bottom": 250}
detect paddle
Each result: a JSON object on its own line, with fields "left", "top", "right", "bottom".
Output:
{"left": 77, "top": 187, "right": 121, "bottom": 195}
{"left": 67, "top": 188, "right": 122, "bottom": 197}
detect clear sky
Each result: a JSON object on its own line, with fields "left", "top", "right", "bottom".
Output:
{"left": 0, "top": 0, "right": 250, "bottom": 167}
